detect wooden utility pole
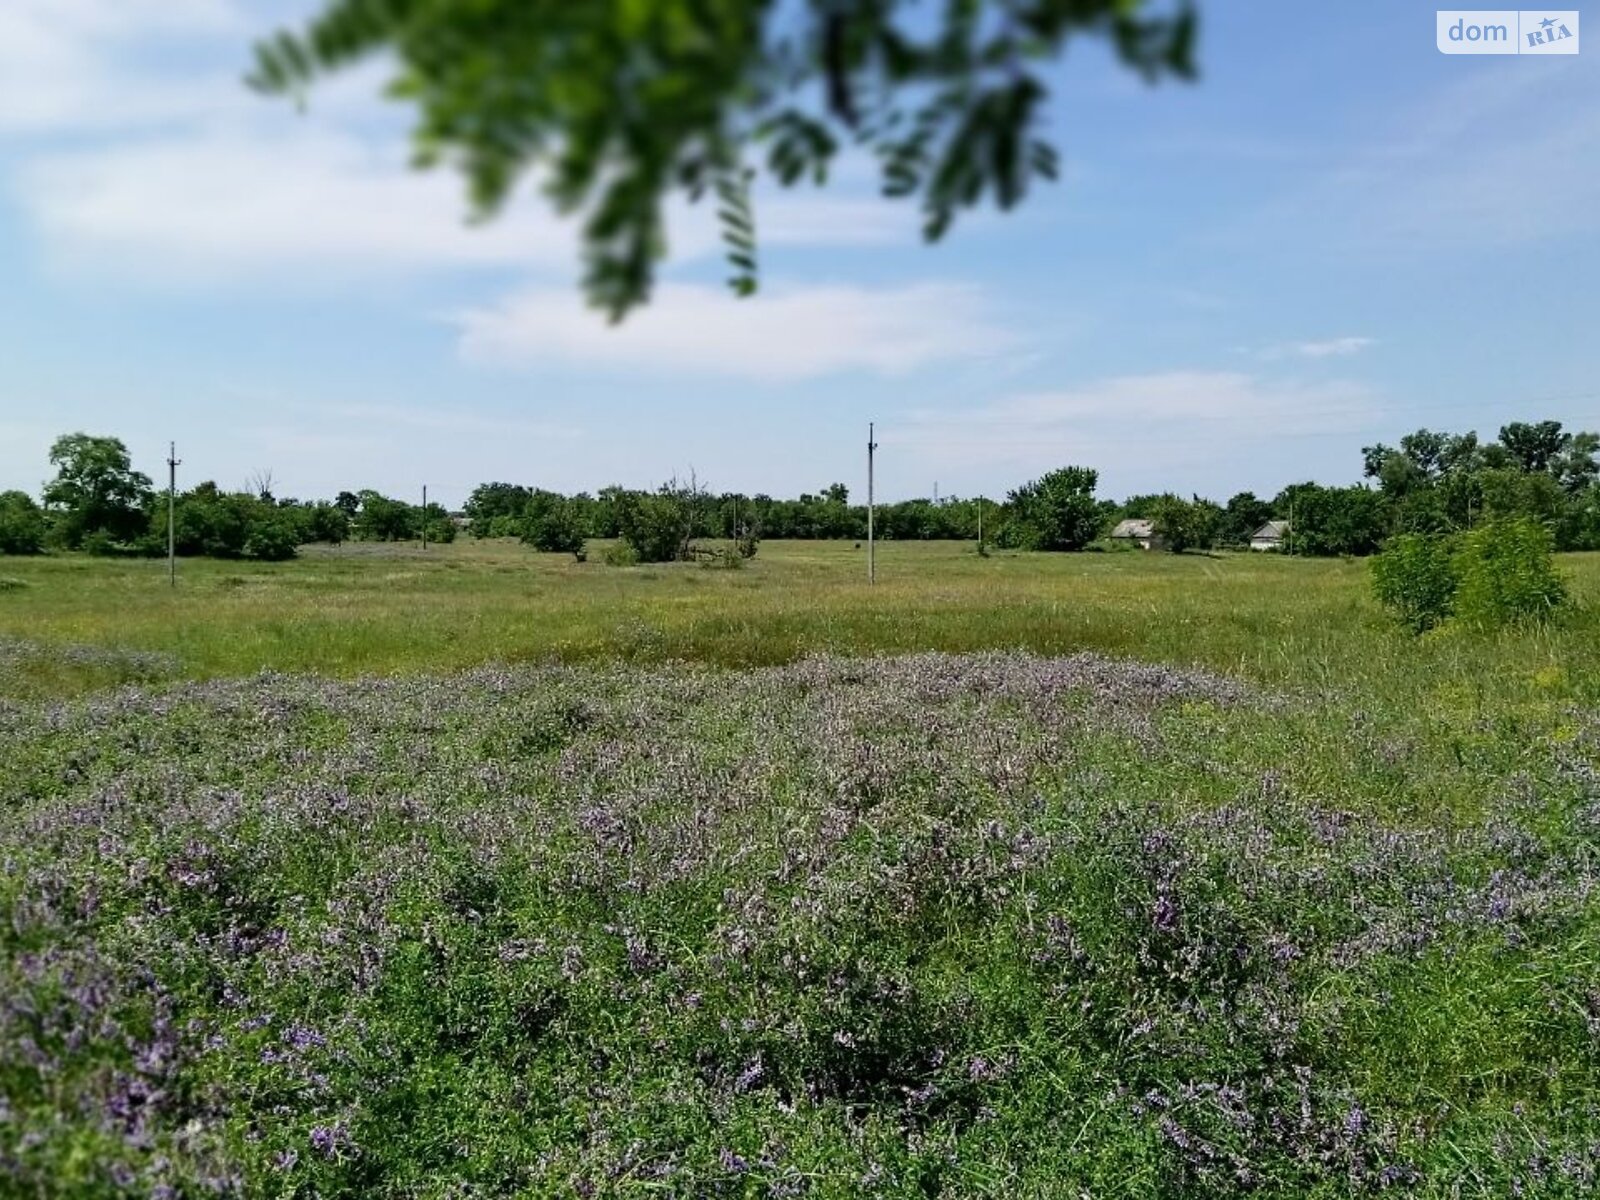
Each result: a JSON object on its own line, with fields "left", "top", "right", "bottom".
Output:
{"left": 867, "top": 422, "right": 878, "bottom": 584}
{"left": 166, "top": 442, "right": 180, "bottom": 588}
{"left": 421, "top": 484, "right": 428, "bottom": 550}
{"left": 977, "top": 497, "right": 984, "bottom": 550}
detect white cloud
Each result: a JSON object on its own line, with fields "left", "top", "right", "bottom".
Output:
{"left": 0, "top": 0, "right": 250, "bottom": 134}
{"left": 15, "top": 127, "right": 911, "bottom": 286}
{"left": 1292, "top": 336, "right": 1374, "bottom": 358}
{"left": 1248, "top": 336, "right": 1376, "bottom": 361}
{"left": 5, "top": 0, "right": 910, "bottom": 285}
{"left": 16, "top": 130, "right": 585, "bottom": 278}
{"left": 452, "top": 282, "right": 1018, "bottom": 382}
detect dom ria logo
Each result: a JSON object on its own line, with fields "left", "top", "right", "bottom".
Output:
{"left": 1437, "top": 10, "right": 1579, "bottom": 54}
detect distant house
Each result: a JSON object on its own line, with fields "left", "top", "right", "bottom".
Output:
{"left": 450, "top": 511, "right": 472, "bottom": 530}
{"left": 1109, "top": 518, "right": 1164, "bottom": 551}
{"left": 1250, "top": 520, "right": 1289, "bottom": 551}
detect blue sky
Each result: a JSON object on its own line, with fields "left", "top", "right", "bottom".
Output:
{"left": 1, "top": 1, "right": 1597, "bottom": 509}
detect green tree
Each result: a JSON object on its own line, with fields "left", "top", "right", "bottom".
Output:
{"left": 353, "top": 491, "right": 416, "bottom": 541}
{"left": 299, "top": 501, "right": 351, "bottom": 546}
{"left": 1218, "top": 492, "right": 1273, "bottom": 546}
{"left": 1273, "top": 483, "right": 1388, "bottom": 557}
{"left": 1498, "top": 420, "right": 1568, "bottom": 474}
{"left": 1005, "top": 466, "right": 1102, "bottom": 551}
{"left": 1148, "top": 494, "right": 1194, "bottom": 552}
{"left": 167, "top": 484, "right": 311, "bottom": 560}
{"left": 171, "top": 483, "right": 251, "bottom": 557}
{"left": 614, "top": 477, "right": 711, "bottom": 563}
{"left": 0, "top": 491, "right": 47, "bottom": 555}
{"left": 1148, "top": 493, "right": 1221, "bottom": 553}
{"left": 1552, "top": 431, "right": 1600, "bottom": 494}
{"left": 251, "top": 0, "right": 1196, "bottom": 319}
{"left": 41, "top": 434, "right": 153, "bottom": 550}
{"left": 521, "top": 496, "right": 587, "bottom": 556}
{"left": 464, "top": 482, "right": 534, "bottom": 537}
{"left": 1478, "top": 467, "right": 1564, "bottom": 527}
{"left": 1559, "top": 482, "right": 1600, "bottom": 551}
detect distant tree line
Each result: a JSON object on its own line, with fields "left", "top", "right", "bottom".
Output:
{"left": 0, "top": 434, "right": 456, "bottom": 561}
{"left": 464, "top": 419, "right": 1600, "bottom": 560}
{"left": 6, "top": 420, "right": 1599, "bottom": 561}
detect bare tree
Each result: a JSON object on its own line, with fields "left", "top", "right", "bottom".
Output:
{"left": 245, "top": 468, "right": 276, "bottom": 502}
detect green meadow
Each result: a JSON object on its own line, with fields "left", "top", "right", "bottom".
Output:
{"left": 6, "top": 542, "right": 1600, "bottom": 1195}
{"left": 5, "top": 538, "right": 1600, "bottom": 703}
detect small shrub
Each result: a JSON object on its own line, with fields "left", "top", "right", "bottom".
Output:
{"left": 0, "top": 577, "right": 29, "bottom": 592}
{"left": 81, "top": 531, "right": 120, "bottom": 557}
{"left": 1452, "top": 516, "right": 1566, "bottom": 628}
{"left": 242, "top": 518, "right": 299, "bottom": 562}
{"left": 1371, "top": 534, "right": 1456, "bottom": 632}
{"left": 602, "top": 541, "right": 639, "bottom": 567}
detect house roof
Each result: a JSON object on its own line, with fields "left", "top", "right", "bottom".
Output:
{"left": 1252, "top": 520, "right": 1289, "bottom": 539}
{"left": 1110, "top": 518, "right": 1155, "bottom": 539}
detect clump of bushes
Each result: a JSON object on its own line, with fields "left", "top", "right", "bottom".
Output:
{"left": 603, "top": 476, "right": 715, "bottom": 564}
{"left": 1371, "top": 516, "right": 1567, "bottom": 632}
{"left": 0, "top": 491, "right": 47, "bottom": 555}
{"left": 1452, "top": 517, "right": 1567, "bottom": 626}
{"left": 519, "top": 495, "right": 587, "bottom": 559}
{"left": 1369, "top": 533, "right": 1459, "bottom": 632}
{"left": 601, "top": 541, "right": 639, "bottom": 567}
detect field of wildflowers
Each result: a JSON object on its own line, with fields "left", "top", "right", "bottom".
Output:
{"left": 5, "top": 639, "right": 1600, "bottom": 1196}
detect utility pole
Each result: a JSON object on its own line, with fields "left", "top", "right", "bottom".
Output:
{"left": 867, "top": 422, "right": 877, "bottom": 584}
{"left": 977, "top": 497, "right": 984, "bottom": 550}
{"left": 166, "top": 442, "right": 180, "bottom": 588}
{"left": 421, "top": 484, "right": 428, "bottom": 550}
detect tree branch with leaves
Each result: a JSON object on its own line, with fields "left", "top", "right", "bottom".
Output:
{"left": 251, "top": 0, "right": 1197, "bottom": 319}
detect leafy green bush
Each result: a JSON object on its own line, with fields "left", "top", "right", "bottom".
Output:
{"left": 601, "top": 541, "right": 639, "bottom": 566}
{"left": 1371, "top": 518, "right": 1567, "bottom": 632}
{"left": 1370, "top": 534, "right": 1457, "bottom": 632}
{"left": 0, "top": 490, "right": 47, "bottom": 555}
{"left": 521, "top": 498, "right": 587, "bottom": 556}
{"left": 80, "top": 530, "right": 120, "bottom": 557}
{"left": 614, "top": 478, "right": 708, "bottom": 562}
{"left": 242, "top": 516, "right": 300, "bottom": 562}
{"left": 1452, "top": 517, "right": 1566, "bottom": 628}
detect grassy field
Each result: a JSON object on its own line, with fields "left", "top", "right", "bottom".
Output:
{"left": 4, "top": 542, "right": 1600, "bottom": 1196}
{"left": 5, "top": 537, "right": 1600, "bottom": 701}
